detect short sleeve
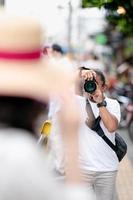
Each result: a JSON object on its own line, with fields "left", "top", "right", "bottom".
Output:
{"left": 107, "top": 99, "right": 121, "bottom": 123}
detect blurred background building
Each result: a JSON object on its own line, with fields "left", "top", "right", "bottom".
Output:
{"left": 5, "top": 0, "right": 106, "bottom": 51}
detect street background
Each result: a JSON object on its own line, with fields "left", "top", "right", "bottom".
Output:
{"left": 117, "top": 128, "right": 133, "bottom": 200}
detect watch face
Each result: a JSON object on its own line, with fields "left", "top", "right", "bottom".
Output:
{"left": 97, "top": 100, "right": 107, "bottom": 107}
{"left": 103, "top": 101, "right": 107, "bottom": 106}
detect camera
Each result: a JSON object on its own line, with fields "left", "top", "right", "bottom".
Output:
{"left": 84, "top": 78, "right": 97, "bottom": 93}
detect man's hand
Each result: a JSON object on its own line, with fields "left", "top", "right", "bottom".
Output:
{"left": 90, "top": 88, "right": 104, "bottom": 104}
{"left": 75, "top": 68, "right": 97, "bottom": 96}
{"left": 80, "top": 69, "right": 96, "bottom": 81}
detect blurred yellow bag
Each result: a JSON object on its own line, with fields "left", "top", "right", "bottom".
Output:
{"left": 38, "top": 120, "right": 52, "bottom": 148}
{"left": 40, "top": 120, "right": 52, "bottom": 137}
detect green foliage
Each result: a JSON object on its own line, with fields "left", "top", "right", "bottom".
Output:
{"left": 106, "top": 14, "right": 133, "bottom": 35}
{"left": 82, "top": 0, "right": 133, "bottom": 35}
{"left": 124, "top": 37, "right": 133, "bottom": 57}
{"left": 95, "top": 34, "right": 107, "bottom": 45}
{"left": 82, "top": 0, "right": 113, "bottom": 8}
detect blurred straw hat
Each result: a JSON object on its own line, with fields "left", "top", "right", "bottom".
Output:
{"left": 0, "top": 12, "right": 74, "bottom": 101}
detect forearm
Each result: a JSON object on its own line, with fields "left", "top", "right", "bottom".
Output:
{"left": 99, "top": 106, "right": 119, "bottom": 132}
{"left": 58, "top": 94, "right": 82, "bottom": 184}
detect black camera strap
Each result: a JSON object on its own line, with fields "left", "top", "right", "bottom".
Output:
{"left": 86, "top": 99, "right": 95, "bottom": 121}
{"left": 92, "top": 116, "right": 117, "bottom": 152}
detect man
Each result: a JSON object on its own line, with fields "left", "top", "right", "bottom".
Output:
{"left": 49, "top": 68, "right": 121, "bottom": 200}
{"left": 79, "top": 68, "right": 121, "bottom": 200}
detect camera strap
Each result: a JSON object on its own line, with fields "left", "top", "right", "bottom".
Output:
{"left": 85, "top": 99, "right": 96, "bottom": 128}
{"left": 92, "top": 116, "right": 117, "bottom": 152}
{"left": 85, "top": 101, "right": 117, "bottom": 152}
{"left": 86, "top": 99, "right": 95, "bottom": 121}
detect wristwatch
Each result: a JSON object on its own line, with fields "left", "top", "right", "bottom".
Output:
{"left": 97, "top": 100, "right": 107, "bottom": 108}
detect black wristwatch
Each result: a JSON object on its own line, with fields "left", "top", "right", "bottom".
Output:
{"left": 97, "top": 100, "right": 107, "bottom": 108}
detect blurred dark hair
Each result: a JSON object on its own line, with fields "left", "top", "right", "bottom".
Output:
{"left": 80, "top": 67, "right": 106, "bottom": 86}
{"left": 52, "top": 44, "right": 64, "bottom": 54}
{"left": 0, "top": 96, "right": 48, "bottom": 137}
{"left": 93, "top": 69, "right": 106, "bottom": 86}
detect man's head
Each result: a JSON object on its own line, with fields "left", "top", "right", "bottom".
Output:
{"left": 84, "top": 69, "right": 107, "bottom": 102}
{"left": 93, "top": 69, "right": 106, "bottom": 89}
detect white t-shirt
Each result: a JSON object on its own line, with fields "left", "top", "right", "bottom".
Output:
{"left": 78, "top": 96, "right": 121, "bottom": 172}
{"left": 49, "top": 95, "right": 121, "bottom": 173}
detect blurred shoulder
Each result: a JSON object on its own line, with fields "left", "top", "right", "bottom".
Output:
{"left": 106, "top": 97, "right": 120, "bottom": 108}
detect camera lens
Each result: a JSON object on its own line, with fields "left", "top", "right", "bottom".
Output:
{"left": 84, "top": 80, "right": 97, "bottom": 93}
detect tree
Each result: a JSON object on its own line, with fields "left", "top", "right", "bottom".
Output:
{"left": 81, "top": 0, "right": 133, "bottom": 64}
{"left": 82, "top": 0, "right": 133, "bottom": 35}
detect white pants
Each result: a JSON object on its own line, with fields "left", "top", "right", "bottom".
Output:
{"left": 82, "top": 170, "right": 118, "bottom": 200}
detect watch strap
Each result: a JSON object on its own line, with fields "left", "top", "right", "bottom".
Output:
{"left": 97, "top": 100, "right": 107, "bottom": 108}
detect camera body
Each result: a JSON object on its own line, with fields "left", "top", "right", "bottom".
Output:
{"left": 84, "top": 78, "right": 97, "bottom": 93}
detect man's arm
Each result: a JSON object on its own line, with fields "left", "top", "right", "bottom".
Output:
{"left": 99, "top": 106, "right": 119, "bottom": 132}
{"left": 91, "top": 89, "right": 119, "bottom": 132}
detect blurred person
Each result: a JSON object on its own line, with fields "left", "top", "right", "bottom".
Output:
{"left": 50, "top": 43, "right": 75, "bottom": 73}
{"left": 0, "top": 131, "right": 63, "bottom": 200}
{"left": 48, "top": 67, "right": 121, "bottom": 200}
{"left": 42, "top": 45, "right": 51, "bottom": 56}
{"left": 0, "top": 12, "right": 90, "bottom": 200}
{"left": 51, "top": 43, "right": 64, "bottom": 57}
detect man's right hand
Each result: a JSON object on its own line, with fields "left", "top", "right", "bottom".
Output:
{"left": 80, "top": 69, "right": 96, "bottom": 81}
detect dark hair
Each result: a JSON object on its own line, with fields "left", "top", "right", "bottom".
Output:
{"left": 52, "top": 44, "right": 64, "bottom": 54}
{"left": 93, "top": 69, "right": 106, "bottom": 86}
{"left": 79, "top": 67, "right": 106, "bottom": 86}
{"left": 0, "top": 96, "right": 48, "bottom": 137}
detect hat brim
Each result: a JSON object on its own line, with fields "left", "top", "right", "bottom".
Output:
{"left": 0, "top": 57, "right": 75, "bottom": 102}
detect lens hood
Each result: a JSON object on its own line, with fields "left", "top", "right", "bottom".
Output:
{"left": 84, "top": 79, "right": 97, "bottom": 93}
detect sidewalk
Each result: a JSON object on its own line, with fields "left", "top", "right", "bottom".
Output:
{"left": 116, "top": 155, "right": 133, "bottom": 200}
